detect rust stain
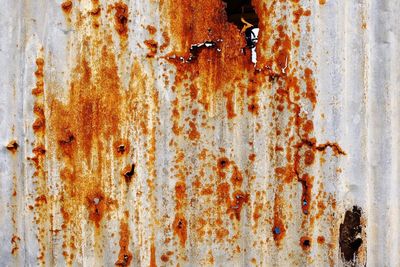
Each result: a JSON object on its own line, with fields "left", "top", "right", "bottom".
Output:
{"left": 173, "top": 214, "right": 187, "bottom": 247}
{"left": 61, "top": 1, "right": 73, "bottom": 13}
{"left": 147, "top": 25, "right": 157, "bottom": 35}
{"left": 111, "top": 2, "right": 129, "bottom": 38}
{"left": 21, "top": 0, "right": 350, "bottom": 264}
{"left": 6, "top": 140, "right": 19, "bottom": 153}
{"left": 115, "top": 219, "right": 133, "bottom": 266}
{"left": 144, "top": 39, "right": 158, "bottom": 58}
{"left": 11, "top": 235, "right": 20, "bottom": 255}
{"left": 300, "top": 236, "right": 312, "bottom": 251}
{"left": 150, "top": 243, "right": 157, "bottom": 267}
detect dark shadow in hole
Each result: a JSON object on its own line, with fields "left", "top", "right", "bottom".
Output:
{"left": 224, "top": 0, "right": 259, "bottom": 29}
{"left": 339, "top": 206, "right": 363, "bottom": 265}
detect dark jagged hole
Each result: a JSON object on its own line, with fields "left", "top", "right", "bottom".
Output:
{"left": 339, "top": 206, "right": 363, "bottom": 264}
{"left": 117, "top": 145, "right": 126, "bottom": 154}
{"left": 123, "top": 163, "right": 135, "bottom": 183}
{"left": 224, "top": 0, "right": 259, "bottom": 62}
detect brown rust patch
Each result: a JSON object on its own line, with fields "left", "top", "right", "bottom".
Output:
{"left": 187, "top": 121, "right": 200, "bottom": 140}
{"left": 147, "top": 25, "right": 157, "bottom": 35}
{"left": 6, "top": 140, "right": 19, "bottom": 153}
{"left": 144, "top": 39, "right": 158, "bottom": 58}
{"left": 61, "top": 1, "right": 73, "bottom": 13}
{"left": 111, "top": 2, "right": 129, "bottom": 37}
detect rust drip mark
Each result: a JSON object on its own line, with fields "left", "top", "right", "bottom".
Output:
{"left": 32, "top": 104, "right": 46, "bottom": 134}
{"left": 298, "top": 173, "right": 314, "bottom": 215}
{"left": 115, "top": 220, "right": 133, "bottom": 266}
{"left": 300, "top": 236, "right": 312, "bottom": 251}
{"left": 339, "top": 206, "right": 363, "bottom": 264}
{"left": 144, "top": 39, "right": 158, "bottom": 58}
{"left": 173, "top": 214, "right": 187, "bottom": 247}
{"left": 150, "top": 243, "right": 157, "bottom": 267}
{"left": 111, "top": 2, "right": 129, "bottom": 37}
{"left": 11, "top": 235, "right": 20, "bottom": 255}
{"left": 32, "top": 58, "right": 44, "bottom": 96}
{"left": 121, "top": 163, "right": 135, "bottom": 184}
{"left": 304, "top": 68, "right": 317, "bottom": 108}
{"left": 61, "top": 1, "right": 73, "bottom": 13}
{"left": 6, "top": 140, "right": 19, "bottom": 153}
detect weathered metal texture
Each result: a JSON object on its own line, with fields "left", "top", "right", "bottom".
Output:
{"left": 0, "top": 0, "right": 399, "bottom": 266}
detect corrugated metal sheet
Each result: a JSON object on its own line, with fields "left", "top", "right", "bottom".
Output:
{"left": 0, "top": 0, "right": 398, "bottom": 266}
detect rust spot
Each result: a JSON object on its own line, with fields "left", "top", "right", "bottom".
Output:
{"left": 339, "top": 206, "right": 363, "bottom": 264}
{"left": 173, "top": 214, "right": 187, "bottom": 247}
{"left": 114, "top": 139, "right": 130, "bottom": 156}
{"left": 217, "top": 157, "right": 230, "bottom": 170}
{"left": 121, "top": 163, "right": 135, "bottom": 184}
{"left": 304, "top": 68, "right": 317, "bottom": 108}
{"left": 144, "top": 39, "right": 158, "bottom": 58}
{"left": 115, "top": 221, "right": 133, "bottom": 266}
{"left": 317, "top": 236, "right": 325, "bottom": 244}
{"left": 6, "top": 140, "right": 19, "bottom": 153}
{"left": 85, "top": 191, "right": 109, "bottom": 228}
{"left": 272, "top": 221, "right": 285, "bottom": 243}
{"left": 188, "top": 121, "right": 200, "bottom": 140}
{"left": 111, "top": 2, "right": 129, "bottom": 37}
{"left": 227, "top": 191, "right": 249, "bottom": 220}
{"left": 248, "top": 153, "right": 256, "bottom": 161}
{"left": 304, "top": 149, "right": 315, "bottom": 165}
{"left": 11, "top": 235, "right": 20, "bottom": 255}
{"left": 147, "top": 25, "right": 157, "bottom": 35}
{"left": 300, "top": 236, "right": 312, "bottom": 251}
{"left": 61, "top": 1, "right": 73, "bottom": 13}
{"left": 230, "top": 166, "right": 243, "bottom": 187}
{"left": 160, "top": 32, "right": 170, "bottom": 52}
{"left": 175, "top": 181, "right": 186, "bottom": 201}
{"left": 319, "top": 0, "right": 327, "bottom": 4}
{"left": 160, "top": 254, "right": 169, "bottom": 262}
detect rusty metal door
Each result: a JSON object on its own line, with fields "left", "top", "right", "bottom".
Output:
{"left": 0, "top": 0, "right": 399, "bottom": 266}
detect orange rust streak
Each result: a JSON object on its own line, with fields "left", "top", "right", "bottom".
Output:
{"left": 115, "top": 221, "right": 133, "bottom": 266}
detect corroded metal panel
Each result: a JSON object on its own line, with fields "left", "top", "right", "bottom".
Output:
{"left": 0, "top": 0, "right": 398, "bottom": 266}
